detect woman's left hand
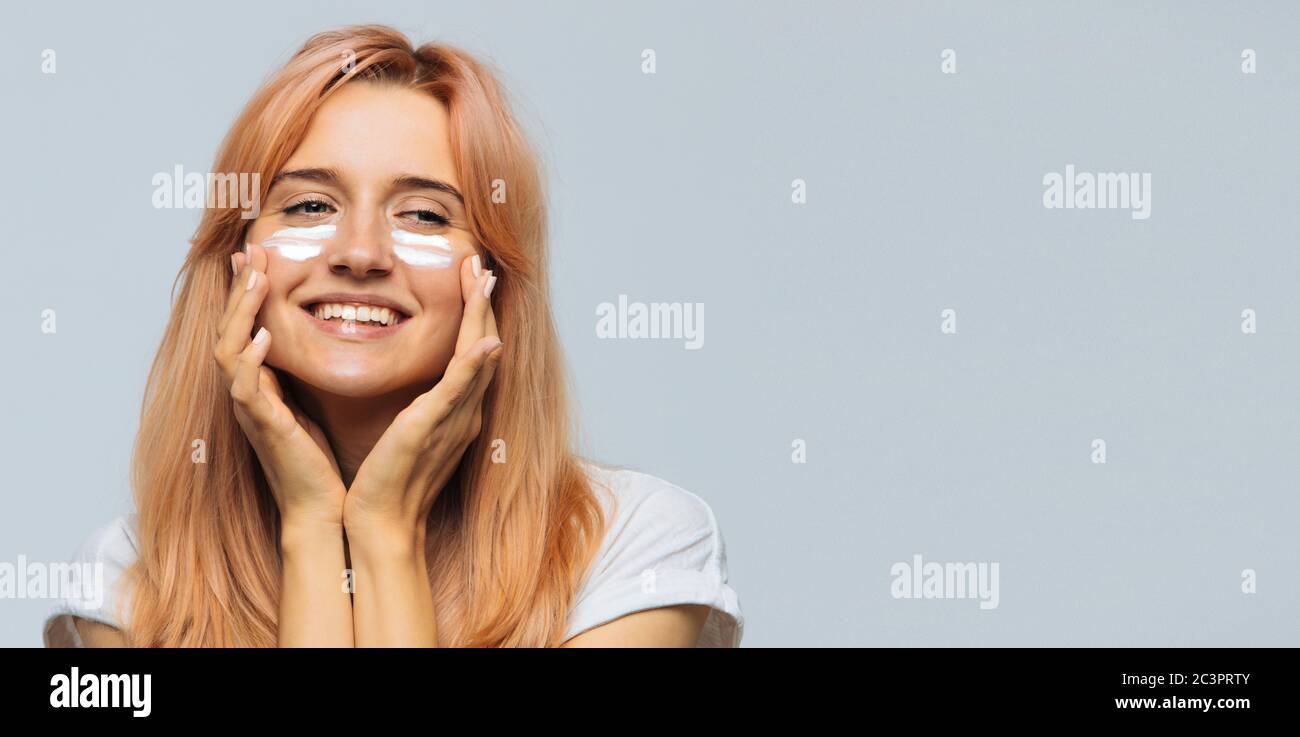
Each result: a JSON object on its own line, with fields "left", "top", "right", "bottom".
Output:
{"left": 343, "top": 256, "right": 502, "bottom": 546}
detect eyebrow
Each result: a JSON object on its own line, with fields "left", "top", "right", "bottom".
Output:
{"left": 269, "top": 168, "right": 465, "bottom": 204}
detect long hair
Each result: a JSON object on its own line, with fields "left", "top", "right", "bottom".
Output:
{"left": 124, "top": 25, "right": 605, "bottom": 646}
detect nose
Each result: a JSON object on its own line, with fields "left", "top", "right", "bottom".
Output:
{"left": 326, "top": 215, "right": 394, "bottom": 278}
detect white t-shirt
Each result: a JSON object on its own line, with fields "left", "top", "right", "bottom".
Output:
{"left": 43, "top": 462, "right": 743, "bottom": 647}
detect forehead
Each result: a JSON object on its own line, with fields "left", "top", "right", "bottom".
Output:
{"left": 282, "top": 82, "right": 458, "bottom": 189}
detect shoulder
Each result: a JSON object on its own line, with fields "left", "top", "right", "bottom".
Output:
{"left": 42, "top": 514, "right": 140, "bottom": 647}
{"left": 79, "top": 515, "right": 139, "bottom": 565}
{"left": 567, "top": 461, "right": 743, "bottom": 647}
{"left": 583, "top": 462, "right": 725, "bottom": 568}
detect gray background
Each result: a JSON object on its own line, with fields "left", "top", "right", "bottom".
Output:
{"left": 2, "top": 1, "right": 1297, "bottom": 646}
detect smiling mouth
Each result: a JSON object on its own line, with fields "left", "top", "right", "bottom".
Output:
{"left": 302, "top": 301, "right": 410, "bottom": 333}
{"left": 306, "top": 301, "right": 405, "bottom": 326}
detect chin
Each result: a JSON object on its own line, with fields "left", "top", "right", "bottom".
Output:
{"left": 310, "top": 375, "right": 402, "bottom": 399}
{"left": 275, "top": 361, "right": 421, "bottom": 400}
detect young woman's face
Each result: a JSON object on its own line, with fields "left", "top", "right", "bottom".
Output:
{"left": 245, "top": 83, "right": 479, "bottom": 398}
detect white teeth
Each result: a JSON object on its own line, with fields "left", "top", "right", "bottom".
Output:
{"left": 309, "top": 302, "right": 402, "bottom": 326}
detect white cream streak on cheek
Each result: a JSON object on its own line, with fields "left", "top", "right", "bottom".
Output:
{"left": 390, "top": 229, "right": 453, "bottom": 269}
{"left": 257, "top": 224, "right": 337, "bottom": 261}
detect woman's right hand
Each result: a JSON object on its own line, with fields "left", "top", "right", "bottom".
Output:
{"left": 216, "top": 242, "right": 346, "bottom": 531}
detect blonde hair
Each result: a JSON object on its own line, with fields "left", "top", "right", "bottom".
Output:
{"left": 124, "top": 25, "right": 605, "bottom": 646}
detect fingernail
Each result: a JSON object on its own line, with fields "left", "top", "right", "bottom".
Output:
{"left": 253, "top": 327, "right": 269, "bottom": 345}
{"left": 246, "top": 270, "right": 259, "bottom": 291}
{"left": 230, "top": 254, "right": 238, "bottom": 274}
{"left": 484, "top": 274, "right": 497, "bottom": 298}
{"left": 471, "top": 254, "right": 482, "bottom": 278}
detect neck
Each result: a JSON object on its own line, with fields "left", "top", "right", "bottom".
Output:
{"left": 285, "top": 377, "right": 427, "bottom": 487}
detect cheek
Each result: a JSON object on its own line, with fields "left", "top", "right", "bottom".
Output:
{"left": 264, "top": 249, "right": 317, "bottom": 277}
{"left": 256, "top": 265, "right": 304, "bottom": 373}
{"left": 396, "top": 271, "right": 464, "bottom": 378}
{"left": 412, "top": 268, "right": 466, "bottom": 326}
{"left": 257, "top": 257, "right": 311, "bottom": 321}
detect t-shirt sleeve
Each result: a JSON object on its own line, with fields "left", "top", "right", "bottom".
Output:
{"left": 42, "top": 516, "right": 137, "bottom": 648}
{"left": 563, "top": 471, "right": 743, "bottom": 647}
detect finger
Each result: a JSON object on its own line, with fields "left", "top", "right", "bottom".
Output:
{"left": 411, "top": 335, "right": 503, "bottom": 427}
{"left": 452, "top": 335, "right": 504, "bottom": 411}
{"left": 218, "top": 246, "right": 259, "bottom": 338}
{"left": 480, "top": 267, "right": 497, "bottom": 336}
{"left": 462, "top": 332, "right": 504, "bottom": 413}
{"left": 214, "top": 265, "right": 269, "bottom": 381}
{"left": 480, "top": 261, "right": 498, "bottom": 339}
{"left": 444, "top": 336, "right": 504, "bottom": 450}
{"left": 485, "top": 283, "right": 498, "bottom": 340}
{"left": 230, "top": 327, "right": 274, "bottom": 422}
{"left": 229, "top": 242, "right": 269, "bottom": 335}
{"left": 218, "top": 250, "right": 246, "bottom": 335}
{"left": 246, "top": 239, "right": 269, "bottom": 275}
{"left": 454, "top": 256, "right": 491, "bottom": 356}
{"left": 480, "top": 285, "right": 499, "bottom": 392}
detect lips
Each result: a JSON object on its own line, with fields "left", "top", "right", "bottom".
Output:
{"left": 300, "top": 293, "right": 413, "bottom": 337}
{"left": 310, "top": 302, "right": 401, "bottom": 327}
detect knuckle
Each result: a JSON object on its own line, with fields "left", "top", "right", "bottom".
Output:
{"left": 439, "top": 394, "right": 460, "bottom": 417}
{"left": 443, "top": 380, "right": 471, "bottom": 406}
{"left": 213, "top": 355, "right": 235, "bottom": 380}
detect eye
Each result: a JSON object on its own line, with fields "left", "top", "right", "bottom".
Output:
{"left": 283, "top": 197, "right": 336, "bottom": 218}
{"left": 398, "top": 208, "right": 451, "bottom": 227}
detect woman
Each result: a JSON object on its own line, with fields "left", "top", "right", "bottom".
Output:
{"left": 43, "top": 25, "right": 741, "bottom": 647}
